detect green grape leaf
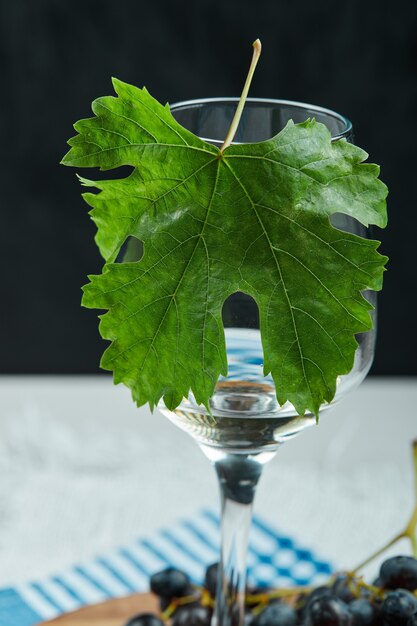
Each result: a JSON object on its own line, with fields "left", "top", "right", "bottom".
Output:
{"left": 61, "top": 78, "right": 388, "bottom": 416}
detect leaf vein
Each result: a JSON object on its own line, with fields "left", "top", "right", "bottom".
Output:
{"left": 257, "top": 203, "right": 374, "bottom": 280}
{"left": 224, "top": 160, "right": 313, "bottom": 403}
{"left": 271, "top": 246, "right": 367, "bottom": 326}
{"left": 94, "top": 100, "right": 158, "bottom": 142}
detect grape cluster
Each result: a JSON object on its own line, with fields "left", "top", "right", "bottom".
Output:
{"left": 124, "top": 555, "right": 417, "bottom": 625}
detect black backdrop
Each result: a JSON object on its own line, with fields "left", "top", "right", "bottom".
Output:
{"left": 1, "top": 0, "right": 416, "bottom": 375}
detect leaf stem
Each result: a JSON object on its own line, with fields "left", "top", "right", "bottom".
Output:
{"left": 351, "top": 532, "right": 404, "bottom": 574}
{"left": 353, "top": 440, "right": 417, "bottom": 572}
{"left": 406, "top": 440, "right": 417, "bottom": 557}
{"left": 220, "top": 39, "right": 262, "bottom": 153}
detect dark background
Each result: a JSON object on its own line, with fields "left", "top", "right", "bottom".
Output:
{"left": 1, "top": 0, "right": 416, "bottom": 375}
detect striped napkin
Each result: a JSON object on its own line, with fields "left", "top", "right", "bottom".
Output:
{"left": 0, "top": 509, "right": 332, "bottom": 626}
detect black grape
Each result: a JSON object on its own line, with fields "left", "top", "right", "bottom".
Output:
{"left": 298, "top": 586, "right": 334, "bottom": 620}
{"left": 332, "top": 576, "right": 357, "bottom": 604}
{"left": 380, "top": 556, "right": 417, "bottom": 591}
{"left": 348, "top": 598, "right": 378, "bottom": 625}
{"left": 204, "top": 562, "right": 219, "bottom": 597}
{"left": 125, "top": 614, "right": 165, "bottom": 626}
{"left": 380, "top": 589, "right": 417, "bottom": 625}
{"left": 251, "top": 601, "right": 298, "bottom": 626}
{"left": 150, "top": 567, "right": 191, "bottom": 599}
{"left": 306, "top": 593, "right": 352, "bottom": 625}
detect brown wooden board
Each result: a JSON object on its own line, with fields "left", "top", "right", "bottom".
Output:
{"left": 40, "top": 592, "right": 159, "bottom": 626}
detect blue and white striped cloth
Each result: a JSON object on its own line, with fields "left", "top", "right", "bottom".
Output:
{"left": 0, "top": 509, "right": 332, "bottom": 626}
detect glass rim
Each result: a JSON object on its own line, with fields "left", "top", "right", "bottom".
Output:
{"left": 169, "top": 96, "right": 353, "bottom": 143}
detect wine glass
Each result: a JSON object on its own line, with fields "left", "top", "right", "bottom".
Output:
{"left": 157, "top": 98, "right": 376, "bottom": 626}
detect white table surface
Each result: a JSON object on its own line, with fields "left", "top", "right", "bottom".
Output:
{"left": 0, "top": 376, "right": 416, "bottom": 588}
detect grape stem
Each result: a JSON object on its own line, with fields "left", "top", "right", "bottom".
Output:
{"left": 352, "top": 440, "right": 417, "bottom": 573}
{"left": 219, "top": 39, "right": 262, "bottom": 153}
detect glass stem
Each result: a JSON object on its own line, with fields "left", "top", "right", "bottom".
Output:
{"left": 211, "top": 452, "right": 275, "bottom": 626}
